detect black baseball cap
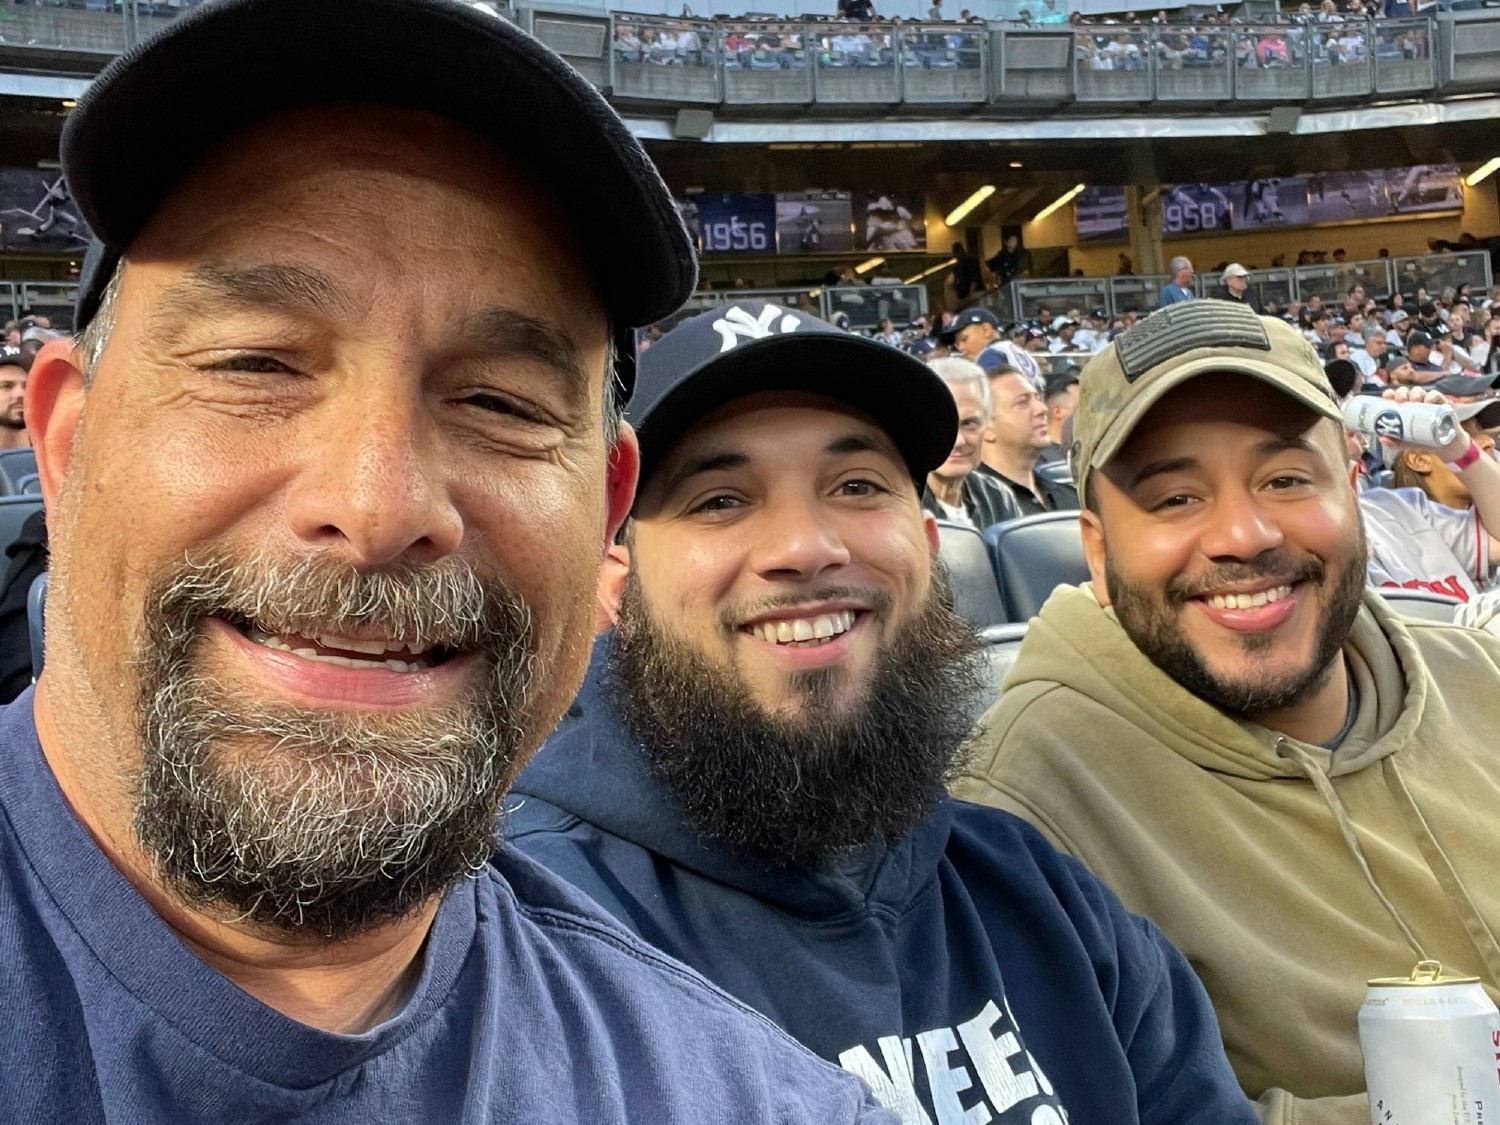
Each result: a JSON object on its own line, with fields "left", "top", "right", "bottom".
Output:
{"left": 629, "top": 301, "right": 957, "bottom": 491}
{"left": 1043, "top": 368, "right": 1080, "bottom": 400}
{"left": 939, "top": 307, "right": 999, "bottom": 345}
{"left": 62, "top": 0, "right": 696, "bottom": 359}
{"left": 1406, "top": 331, "right": 1434, "bottom": 349}
{"left": 1433, "top": 371, "right": 1500, "bottom": 397}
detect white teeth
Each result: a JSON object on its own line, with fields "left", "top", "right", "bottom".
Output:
{"left": 244, "top": 627, "right": 428, "bottom": 671}
{"left": 1207, "top": 585, "right": 1291, "bottom": 611}
{"left": 751, "top": 610, "right": 857, "bottom": 646}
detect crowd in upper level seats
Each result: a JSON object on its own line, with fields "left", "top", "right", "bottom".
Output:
{"left": 6, "top": 3, "right": 1500, "bottom": 1125}
{"left": 610, "top": 0, "right": 1430, "bottom": 75}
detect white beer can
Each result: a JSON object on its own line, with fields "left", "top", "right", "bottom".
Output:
{"left": 1341, "top": 397, "right": 1458, "bottom": 449}
{"left": 1359, "top": 960, "right": 1500, "bottom": 1125}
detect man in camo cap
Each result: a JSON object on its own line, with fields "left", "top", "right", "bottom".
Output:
{"left": 955, "top": 299, "right": 1500, "bottom": 1123}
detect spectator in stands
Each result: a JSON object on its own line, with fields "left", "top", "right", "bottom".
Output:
{"left": 0, "top": 349, "right": 29, "bottom": 451}
{"left": 1074, "top": 308, "right": 1109, "bottom": 352}
{"left": 955, "top": 302, "right": 1500, "bottom": 1121}
{"left": 1157, "top": 256, "right": 1195, "bottom": 307}
{"left": 0, "top": 503, "right": 45, "bottom": 704}
{"left": 921, "top": 357, "right": 1023, "bottom": 528}
{"left": 951, "top": 242, "right": 984, "bottom": 304}
{"left": 928, "top": 0, "right": 944, "bottom": 19}
{"left": 507, "top": 304, "right": 1261, "bottom": 1125}
{"left": 1041, "top": 368, "right": 1080, "bottom": 465}
{"left": 977, "top": 368, "right": 1080, "bottom": 514}
{"left": 1049, "top": 319, "right": 1085, "bottom": 353}
{"left": 1390, "top": 399, "right": 1500, "bottom": 513}
{"left": 875, "top": 318, "right": 902, "bottom": 347}
{"left": 942, "top": 307, "right": 1042, "bottom": 385}
{"left": 0, "top": 2, "right": 894, "bottom": 1122}
{"left": 1352, "top": 327, "right": 1391, "bottom": 386}
{"left": 1403, "top": 330, "right": 1445, "bottom": 376}
{"left": 1036, "top": 0, "right": 1068, "bottom": 24}
{"left": 985, "top": 232, "right": 1031, "bottom": 289}
{"left": 1215, "top": 263, "right": 1262, "bottom": 313}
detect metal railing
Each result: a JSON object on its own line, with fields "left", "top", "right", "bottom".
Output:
{"left": 973, "top": 252, "right": 1492, "bottom": 322}
{"left": 0, "top": 2, "right": 1490, "bottom": 114}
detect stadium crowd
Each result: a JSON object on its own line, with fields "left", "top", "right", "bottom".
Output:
{"left": 1, "top": 2, "right": 1499, "bottom": 1125}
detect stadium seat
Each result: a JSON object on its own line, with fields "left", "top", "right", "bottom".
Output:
{"left": 15, "top": 474, "right": 39, "bottom": 496}
{"left": 1376, "top": 587, "right": 1461, "bottom": 623}
{"left": 27, "top": 571, "right": 46, "bottom": 680}
{"left": 0, "top": 448, "right": 35, "bottom": 493}
{"left": 1035, "top": 460, "right": 1074, "bottom": 488}
{"left": 983, "top": 511, "right": 1089, "bottom": 622}
{"left": 936, "top": 519, "right": 1008, "bottom": 627}
{"left": 0, "top": 495, "right": 42, "bottom": 560}
{"left": 971, "top": 622, "right": 1029, "bottom": 719}
{"left": 1372, "top": 469, "right": 1396, "bottom": 490}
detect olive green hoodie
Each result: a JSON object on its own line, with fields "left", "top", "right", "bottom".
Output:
{"left": 954, "top": 585, "right": 1500, "bottom": 1125}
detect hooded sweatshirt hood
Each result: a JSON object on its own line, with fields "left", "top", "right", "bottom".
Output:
{"left": 511, "top": 639, "right": 953, "bottom": 920}
{"left": 955, "top": 582, "right": 1500, "bottom": 1108}
{"left": 509, "top": 637, "right": 1262, "bottom": 1125}
{"left": 1006, "top": 584, "right": 1418, "bottom": 780}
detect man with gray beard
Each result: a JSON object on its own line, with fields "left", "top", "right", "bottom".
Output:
{"left": 508, "top": 302, "right": 1260, "bottom": 1125}
{"left": 0, "top": 1, "right": 898, "bottom": 1122}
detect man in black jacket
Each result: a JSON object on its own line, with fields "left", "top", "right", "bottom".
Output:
{"left": 1215, "top": 263, "right": 1263, "bottom": 313}
{"left": 920, "top": 357, "right": 1022, "bottom": 531}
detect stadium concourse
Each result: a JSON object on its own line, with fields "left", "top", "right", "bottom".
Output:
{"left": 0, "top": 0, "right": 1498, "bottom": 1124}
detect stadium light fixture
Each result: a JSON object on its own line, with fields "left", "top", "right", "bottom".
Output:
{"left": 903, "top": 258, "right": 958, "bottom": 284}
{"left": 854, "top": 257, "right": 886, "bottom": 275}
{"left": 1466, "top": 158, "right": 1500, "bottom": 188}
{"left": 944, "top": 185, "right": 997, "bottom": 228}
{"left": 1033, "top": 183, "right": 1086, "bottom": 223}
{"left": 1009, "top": 161, "right": 1023, "bottom": 169}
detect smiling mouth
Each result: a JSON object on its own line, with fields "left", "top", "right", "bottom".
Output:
{"left": 222, "top": 615, "right": 459, "bottom": 673}
{"left": 743, "top": 610, "right": 857, "bottom": 647}
{"left": 1200, "top": 584, "right": 1294, "bottom": 611}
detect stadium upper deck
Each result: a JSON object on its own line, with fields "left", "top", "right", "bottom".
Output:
{"left": 0, "top": 0, "right": 1495, "bottom": 127}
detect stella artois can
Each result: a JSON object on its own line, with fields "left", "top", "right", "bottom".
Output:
{"left": 1359, "top": 960, "right": 1500, "bottom": 1125}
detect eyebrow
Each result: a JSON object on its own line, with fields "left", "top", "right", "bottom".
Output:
{"left": 1129, "top": 435, "right": 1319, "bottom": 489}
{"left": 658, "top": 451, "right": 749, "bottom": 498}
{"left": 148, "top": 262, "right": 354, "bottom": 334}
{"left": 453, "top": 307, "right": 591, "bottom": 410}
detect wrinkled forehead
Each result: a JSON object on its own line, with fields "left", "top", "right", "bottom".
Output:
{"left": 118, "top": 103, "right": 605, "bottom": 347}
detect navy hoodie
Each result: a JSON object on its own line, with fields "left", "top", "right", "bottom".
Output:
{"left": 507, "top": 643, "right": 1258, "bottom": 1125}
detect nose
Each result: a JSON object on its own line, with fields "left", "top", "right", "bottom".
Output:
{"left": 748, "top": 490, "right": 851, "bottom": 583}
{"left": 284, "top": 373, "right": 464, "bottom": 567}
{"left": 1197, "top": 485, "right": 1285, "bottom": 562}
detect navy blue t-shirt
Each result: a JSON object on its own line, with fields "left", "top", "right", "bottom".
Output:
{"left": 0, "top": 690, "right": 894, "bottom": 1124}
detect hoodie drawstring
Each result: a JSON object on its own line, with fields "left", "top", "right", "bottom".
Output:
{"left": 1276, "top": 738, "right": 1428, "bottom": 964}
{"left": 1382, "top": 754, "right": 1500, "bottom": 984}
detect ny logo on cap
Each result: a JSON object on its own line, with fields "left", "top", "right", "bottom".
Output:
{"left": 712, "top": 305, "right": 801, "bottom": 353}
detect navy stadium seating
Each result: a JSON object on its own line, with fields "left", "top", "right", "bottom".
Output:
{"left": 1375, "top": 586, "right": 1462, "bottom": 623}
{"left": 936, "top": 519, "right": 1008, "bottom": 627}
{"left": 983, "top": 511, "right": 1089, "bottom": 622}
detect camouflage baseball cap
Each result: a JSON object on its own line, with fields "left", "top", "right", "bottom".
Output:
{"left": 1070, "top": 299, "right": 1341, "bottom": 507}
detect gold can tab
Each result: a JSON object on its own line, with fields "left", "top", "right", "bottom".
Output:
{"left": 1366, "top": 959, "right": 1483, "bottom": 987}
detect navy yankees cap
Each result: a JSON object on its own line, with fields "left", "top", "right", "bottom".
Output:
{"left": 939, "top": 307, "right": 999, "bottom": 345}
{"left": 629, "top": 301, "right": 958, "bottom": 491}
{"left": 62, "top": 0, "right": 696, "bottom": 375}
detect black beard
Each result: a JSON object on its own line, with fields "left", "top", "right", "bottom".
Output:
{"left": 610, "top": 567, "right": 987, "bottom": 871}
{"left": 133, "top": 553, "right": 537, "bottom": 940}
{"left": 0, "top": 414, "right": 24, "bottom": 431}
{"left": 1106, "top": 534, "right": 1367, "bottom": 720}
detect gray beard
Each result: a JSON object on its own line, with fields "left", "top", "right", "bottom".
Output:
{"left": 133, "top": 553, "right": 538, "bottom": 940}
